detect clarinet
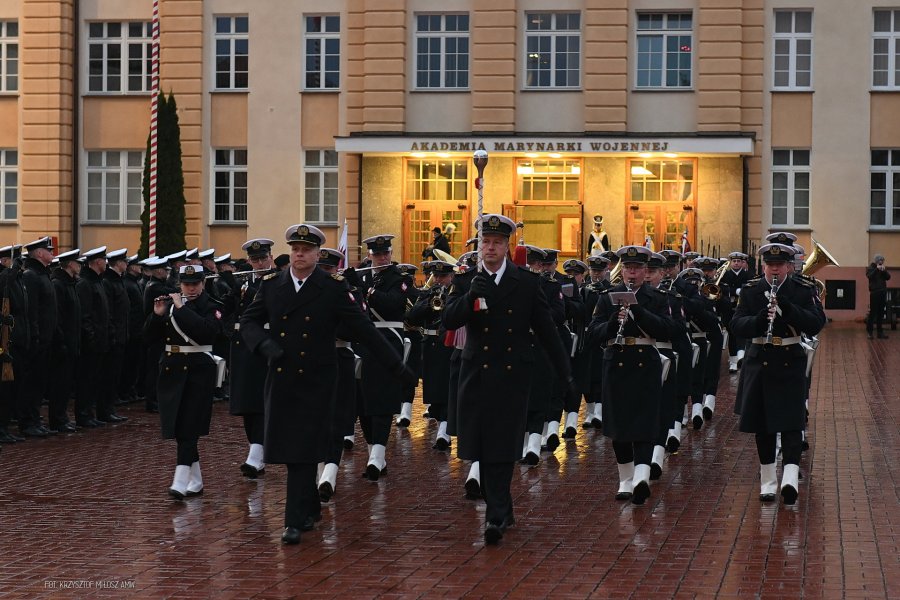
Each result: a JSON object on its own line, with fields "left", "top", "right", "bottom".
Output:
{"left": 763, "top": 275, "right": 779, "bottom": 348}
{"left": 612, "top": 281, "right": 633, "bottom": 350}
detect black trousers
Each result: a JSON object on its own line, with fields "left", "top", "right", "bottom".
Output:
{"left": 867, "top": 291, "right": 887, "bottom": 334}
{"left": 118, "top": 337, "right": 143, "bottom": 398}
{"left": 480, "top": 461, "right": 514, "bottom": 526}
{"left": 285, "top": 463, "right": 321, "bottom": 528}
{"left": 17, "top": 347, "right": 50, "bottom": 428}
{"left": 98, "top": 346, "right": 124, "bottom": 419}
{"left": 47, "top": 353, "right": 77, "bottom": 427}
{"left": 242, "top": 413, "right": 264, "bottom": 445}
{"left": 75, "top": 351, "right": 102, "bottom": 421}
{"left": 429, "top": 403, "right": 448, "bottom": 422}
{"left": 176, "top": 438, "right": 199, "bottom": 466}
{"left": 144, "top": 343, "right": 164, "bottom": 407}
{"left": 756, "top": 431, "right": 802, "bottom": 465}
{"left": 359, "top": 413, "right": 391, "bottom": 446}
{"left": 0, "top": 354, "right": 24, "bottom": 430}
{"left": 612, "top": 440, "right": 653, "bottom": 465}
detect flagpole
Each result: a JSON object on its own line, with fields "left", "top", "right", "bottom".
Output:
{"left": 148, "top": 0, "right": 160, "bottom": 256}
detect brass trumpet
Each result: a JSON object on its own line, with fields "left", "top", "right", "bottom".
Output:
{"left": 429, "top": 286, "right": 447, "bottom": 311}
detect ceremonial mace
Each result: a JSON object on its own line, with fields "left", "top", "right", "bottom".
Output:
{"left": 473, "top": 149, "right": 489, "bottom": 312}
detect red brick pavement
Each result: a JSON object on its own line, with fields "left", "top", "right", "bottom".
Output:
{"left": 0, "top": 323, "right": 898, "bottom": 598}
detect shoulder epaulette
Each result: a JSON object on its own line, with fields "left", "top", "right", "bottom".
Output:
{"left": 743, "top": 277, "right": 762, "bottom": 287}
{"left": 331, "top": 273, "right": 344, "bottom": 282}
{"left": 792, "top": 273, "right": 815, "bottom": 288}
{"left": 598, "top": 288, "right": 612, "bottom": 295}
{"left": 263, "top": 272, "right": 279, "bottom": 281}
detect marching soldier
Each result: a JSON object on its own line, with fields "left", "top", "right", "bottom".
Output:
{"left": 730, "top": 243, "right": 824, "bottom": 506}
{"left": 587, "top": 246, "right": 673, "bottom": 505}
{"left": 47, "top": 249, "right": 81, "bottom": 433}
{"left": 239, "top": 224, "right": 414, "bottom": 544}
{"left": 694, "top": 256, "right": 728, "bottom": 423}
{"left": 165, "top": 250, "right": 187, "bottom": 289}
{"left": 721, "top": 252, "right": 751, "bottom": 372}
{"left": 230, "top": 239, "right": 277, "bottom": 479}
{"left": 675, "top": 267, "right": 719, "bottom": 431}
{"left": 443, "top": 214, "right": 573, "bottom": 544}
{"left": 18, "top": 237, "right": 59, "bottom": 436}
{"left": 145, "top": 264, "right": 225, "bottom": 500}
{"left": 100, "top": 249, "right": 130, "bottom": 423}
{"left": 141, "top": 256, "right": 174, "bottom": 413}
{"left": 342, "top": 234, "right": 408, "bottom": 480}
{"left": 581, "top": 255, "right": 611, "bottom": 428}
{"left": 121, "top": 255, "right": 146, "bottom": 404}
{"left": 397, "top": 263, "right": 422, "bottom": 428}
{"left": 659, "top": 250, "right": 694, "bottom": 452}
{"left": 559, "top": 258, "right": 587, "bottom": 438}
{"left": 406, "top": 260, "right": 455, "bottom": 450}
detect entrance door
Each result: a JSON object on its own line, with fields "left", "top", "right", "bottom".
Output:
{"left": 403, "top": 201, "right": 470, "bottom": 265}
{"left": 626, "top": 158, "right": 696, "bottom": 251}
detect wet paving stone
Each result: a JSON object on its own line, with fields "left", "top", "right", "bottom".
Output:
{"left": 0, "top": 323, "right": 897, "bottom": 598}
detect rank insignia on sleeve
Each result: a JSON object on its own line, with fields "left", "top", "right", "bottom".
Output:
{"left": 263, "top": 272, "right": 278, "bottom": 281}
{"left": 401, "top": 282, "right": 408, "bottom": 292}
{"left": 215, "top": 310, "right": 222, "bottom": 320}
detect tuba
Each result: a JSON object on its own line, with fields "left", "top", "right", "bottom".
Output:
{"left": 609, "top": 260, "right": 623, "bottom": 285}
{"left": 803, "top": 239, "right": 840, "bottom": 301}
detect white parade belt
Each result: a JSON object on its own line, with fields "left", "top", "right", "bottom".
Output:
{"left": 233, "top": 323, "right": 269, "bottom": 330}
{"left": 691, "top": 332, "right": 707, "bottom": 339}
{"left": 750, "top": 336, "right": 801, "bottom": 346}
{"left": 374, "top": 321, "right": 404, "bottom": 329}
{"left": 606, "top": 337, "right": 655, "bottom": 347}
{"left": 423, "top": 329, "right": 439, "bottom": 336}
{"left": 655, "top": 341, "right": 673, "bottom": 349}
{"left": 166, "top": 344, "right": 213, "bottom": 354}
{"left": 335, "top": 340, "right": 352, "bottom": 349}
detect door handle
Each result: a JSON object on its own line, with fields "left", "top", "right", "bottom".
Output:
{"left": 629, "top": 205, "right": 639, "bottom": 211}
{"left": 682, "top": 205, "right": 693, "bottom": 211}
{"left": 406, "top": 204, "right": 415, "bottom": 209}
{"left": 457, "top": 204, "right": 466, "bottom": 210}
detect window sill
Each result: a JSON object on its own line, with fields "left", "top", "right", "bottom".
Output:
{"left": 82, "top": 92, "right": 152, "bottom": 97}
{"left": 0, "top": 91, "right": 19, "bottom": 97}
{"left": 301, "top": 88, "right": 340, "bottom": 94}
{"left": 770, "top": 88, "right": 813, "bottom": 93}
{"left": 81, "top": 221, "right": 142, "bottom": 226}
{"left": 210, "top": 89, "right": 250, "bottom": 94}
{"left": 631, "top": 87, "right": 694, "bottom": 93}
{"left": 768, "top": 226, "right": 812, "bottom": 232}
{"left": 210, "top": 221, "right": 248, "bottom": 227}
{"left": 521, "top": 87, "right": 582, "bottom": 93}
{"left": 870, "top": 88, "right": 900, "bottom": 93}
{"left": 867, "top": 227, "right": 900, "bottom": 232}
{"left": 306, "top": 222, "right": 338, "bottom": 228}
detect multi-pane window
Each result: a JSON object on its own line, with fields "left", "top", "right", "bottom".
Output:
{"left": 87, "top": 22, "right": 152, "bottom": 93}
{"left": 304, "top": 150, "right": 338, "bottom": 224}
{"left": 873, "top": 10, "right": 900, "bottom": 88}
{"left": 215, "top": 16, "right": 248, "bottom": 90}
{"left": 517, "top": 159, "right": 581, "bottom": 202}
{"left": 415, "top": 14, "right": 470, "bottom": 89}
{"left": 213, "top": 149, "right": 247, "bottom": 222}
{"left": 405, "top": 159, "right": 468, "bottom": 201}
{"left": 0, "top": 21, "right": 18, "bottom": 92}
{"left": 525, "top": 12, "right": 581, "bottom": 88}
{"left": 773, "top": 11, "right": 812, "bottom": 89}
{"left": 636, "top": 13, "right": 693, "bottom": 88}
{"left": 0, "top": 150, "right": 16, "bottom": 221}
{"left": 304, "top": 16, "right": 340, "bottom": 89}
{"left": 85, "top": 151, "right": 144, "bottom": 223}
{"left": 629, "top": 159, "right": 694, "bottom": 202}
{"left": 870, "top": 150, "right": 900, "bottom": 227}
{"left": 771, "top": 150, "right": 810, "bottom": 227}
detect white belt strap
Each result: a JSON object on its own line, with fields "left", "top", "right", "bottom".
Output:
{"left": 606, "top": 337, "right": 656, "bottom": 348}
{"left": 233, "top": 322, "right": 269, "bottom": 330}
{"left": 423, "top": 329, "right": 439, "bottom": 336}
{"left": 751, "top": 336, "right": 802, "bottom": 346}
{"left": 374, "top": 321, "right": 405, "bottom": 329}
{"left": 691, "top": 332, "right": 707, "bottom": 339}
{"left": 335, "top": 340, "right": 352, "bottom": 349}
{"left": 656, "top": 341, "right": 673, "bottom": 349}
{"left": 165, "top": 344, "right": 213, "bottom": 354}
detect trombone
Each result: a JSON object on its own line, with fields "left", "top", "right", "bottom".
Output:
{"left": 205, "top": 268, "right": 272, "bottom": 280}
{"left": 699, "top": 261, "right": 729, "bottom": 301}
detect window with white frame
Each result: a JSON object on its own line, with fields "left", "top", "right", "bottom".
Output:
{"left": 0, "top": 150, "right": 16, "bottom": 221}
{"left": 525, "top": 12, "right": 581, "bottom": 88}
{"left": 0, "top": 21, "right": 18, "bottom": 92}
{"left": 85, "top": 151, "right": 144, "bottom": 223}
{"left": 870, "top": 149, "right": 900, "bottom": 227}
{"left": 771, "top": 150, "right": 810, "bottom": 227}
{"left": 415, "top": 14, "right": 469, "bottom": 89}
{"left": 87, "top": 22, "right": 152, "bottom": 93}
{"left": 636, "top": 12, "right": 693, "bottom": 88}
{"left": 304, "top": 150, "right": 338, "bottom": 224}
{"left": 213, "top": 149, "right": 247, "bottom": 222}
{"left": 873, "top": 10, "right": 900, "bottom": 88}
{"left": 773, "top": 10, "right": 812, "bottom": 89}
{"left": 304, "top": 15, "right": 340, "bottom": 90}
{"left": 215, "top": 16, "right": 248, "bottom": 90}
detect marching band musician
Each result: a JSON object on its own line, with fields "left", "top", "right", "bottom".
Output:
{"left": 145, "top": 264, "right": 225, "bottom": 500}
{"left": 560, "top": 259, "right": 589, "bottom": 438}
{"left": 694, "top": 256, "right": 728, "bottom": 423}
{"left": 239, "top": 224, "right": 414, "bottom": 544}
{"left": 406, "top": 260, "right": 456, "bottom": 451}
{"left": 229, "top": 239, "right": 277, "bottom": 479}
{"left": 336, "top": 234, "right": 408, "bottom": 481}
{"left": 397, "top": 263, "right": 422, "bottom": 429}
{"left": 678, "top": 261, "right": 720, "bottom": 431}
{"left": 315, "top": 247, "right": 362, "bottom": 502}
{"left": 721, "top": 252, "right": 751, "bottom": 372}
{"left": 659, "top": 250, "right": 694, "bottom": 453}
{"left": 581, "top": 255, "right": 612, "bottom": 428}
{"left": 443, "top": 214, "right": 573, "bottom": 544}
{"left": 588, "top": 245, "right": 673, "bottom": 505}
{"left": 730, "top": 243, "right": 824, "bottom": 506}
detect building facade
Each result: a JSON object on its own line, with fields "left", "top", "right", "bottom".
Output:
{"left": 0, "top": 0, "right": 897, "bottom": 319}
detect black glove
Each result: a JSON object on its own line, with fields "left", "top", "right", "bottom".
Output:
{"left": 258, "top": 338, "right": 284, "bottom": 361}
{"left": 393, "top": 362, "right": 418, "bottom": 389}
{"left": 342, "top": 267, "right": 361, "bottom": 287}
{"left": 469, "top": 274, "right": 494, "bottom": 299}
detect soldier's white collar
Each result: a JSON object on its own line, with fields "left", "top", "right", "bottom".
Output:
{"left": 483, "top": 258, "right": 507, "bottom": 285}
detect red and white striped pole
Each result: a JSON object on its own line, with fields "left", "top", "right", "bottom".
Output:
{"left": 148, "top": 0, "right": 160, "bottom": 256}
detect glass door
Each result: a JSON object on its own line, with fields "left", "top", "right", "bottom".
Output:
{"left": 626, "top": 158, "right": 696, "bottom": 250}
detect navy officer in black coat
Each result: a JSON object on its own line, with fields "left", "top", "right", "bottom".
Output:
{"left": 730, "top": 243, "right": 824, "bottom": 506}
{"left": 240, "top": 224, "right": 414, "bottom": 545}
{"left": 443, "top": 214, "right": 573, "bottom": 545}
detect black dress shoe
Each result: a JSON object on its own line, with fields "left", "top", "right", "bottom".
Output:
{"left": 500, "top": 515, "right": 516, "bottom": 532}
{"left": 546, "top": 434, "right": 560, "bottom": 451}
{"left": 631, "top": 481, "right": 651, "bottom": 505}
{"left": 342, "top": 437, "right": 355, "bottom": 450}
{"left": 240, "top": 463, "right": 265, "bottom": 479}
{"left": 702, "top": 407, "right": 713, "bottom": 421}
{"left": 650, "top": 463, "right": 662, "bottom": 480}
{"left": 759, "top": 493, "right": 776, "bottom": 502}
{"left": 318, "top": 481, "right": 334, "bottom": 502}
{"left": 464, "top": 478, "right": 482, "bottom": 500}
{"left": 281, "top": 527, "right": 301, "bottom": 544}
{"left": 145, "top": 403, "right": 159, "bottom": 414}
{"left": 519, "top": 451, "right": 539, "bottom": 466}
{"left": 433, "top": 437, "right": 450, "bottom": 451}
{"left": 185, "top": 487, "right": 203, "bottom": 497}
{"left": 300, "top": 514, "right": 322, "bottom": 532}
{"left": 21, "top": 426, "right": 48, "bottom": 438}
{"left": 562, "top": 427, "right": 577, "bottom": 439}
{"left": 365, "top": 464, "right": 382, "bottom": 481}
{"left": 590, "top": 417, "right": 602, "bottom": 428}
{"left": 877, "top": 333, "right": 889, "bottom": 339}
{"left": 692, "top": 415, "right": 703, "bottom": 430}
{"left": 397, "top": 417, "right": 410, "bottom": 428}
{"left": 76, "top": 419, "right": 98, "bottom": 429}
{"left": 92, "top": 418, "right": 108, "bottom": 426}
{"left": 867, "top": 332, "right": 874, "bottom": 339}
{"left": 40, "top": 425, "right": 59, "bottom": 435}
{"left": 168, "top": 487, "right": 186, "bottom": 500}
{"left": 615, "top": 490, "right": 633, "bottom": 501}
{"left": 666, "top": 436, "right": 680, "bottom": 453}
{"left": 781, "top": 484, "right": 798, "bottom": 505}
{"left": 0, "top": 430, "right": 22, "bottom": 443}
{"left": 484, "top": 523, "right": 503, "bottom": 545}
{"left": 103, "top": 413, "right": 129, "bottom": 423}
{"left": 581, "top": 421, "right": 593, "bottom": 429}
{"left": 60, "top": 422, "right": 78, "bottom": 433}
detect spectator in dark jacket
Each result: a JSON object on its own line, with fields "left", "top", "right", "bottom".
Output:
{"left": 866, "top": 254, "right": 891, "bottom": 339}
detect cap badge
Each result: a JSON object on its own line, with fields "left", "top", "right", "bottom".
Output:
{"left": 184, "top": 265, "right": 195, "bottom": 275}
{"left": 298, "top": 225, "right": 309, "bottom": 236}
{"left": 319, "top": 249, "right": 328, "bottom": 258}
{"left": 627, "top": 247, "right": 637, "bottom": 257}
{"left": 251, "top": 241, "right": 261, "bottom": 250}
{"left": 771, "top": 246, "right": 781, "bottom": 255}
{"left": 376, "top": 236, "right": 385, "bottom": 245}
{"left": 488, "top": 215, "right": 500, "bottom": 227}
